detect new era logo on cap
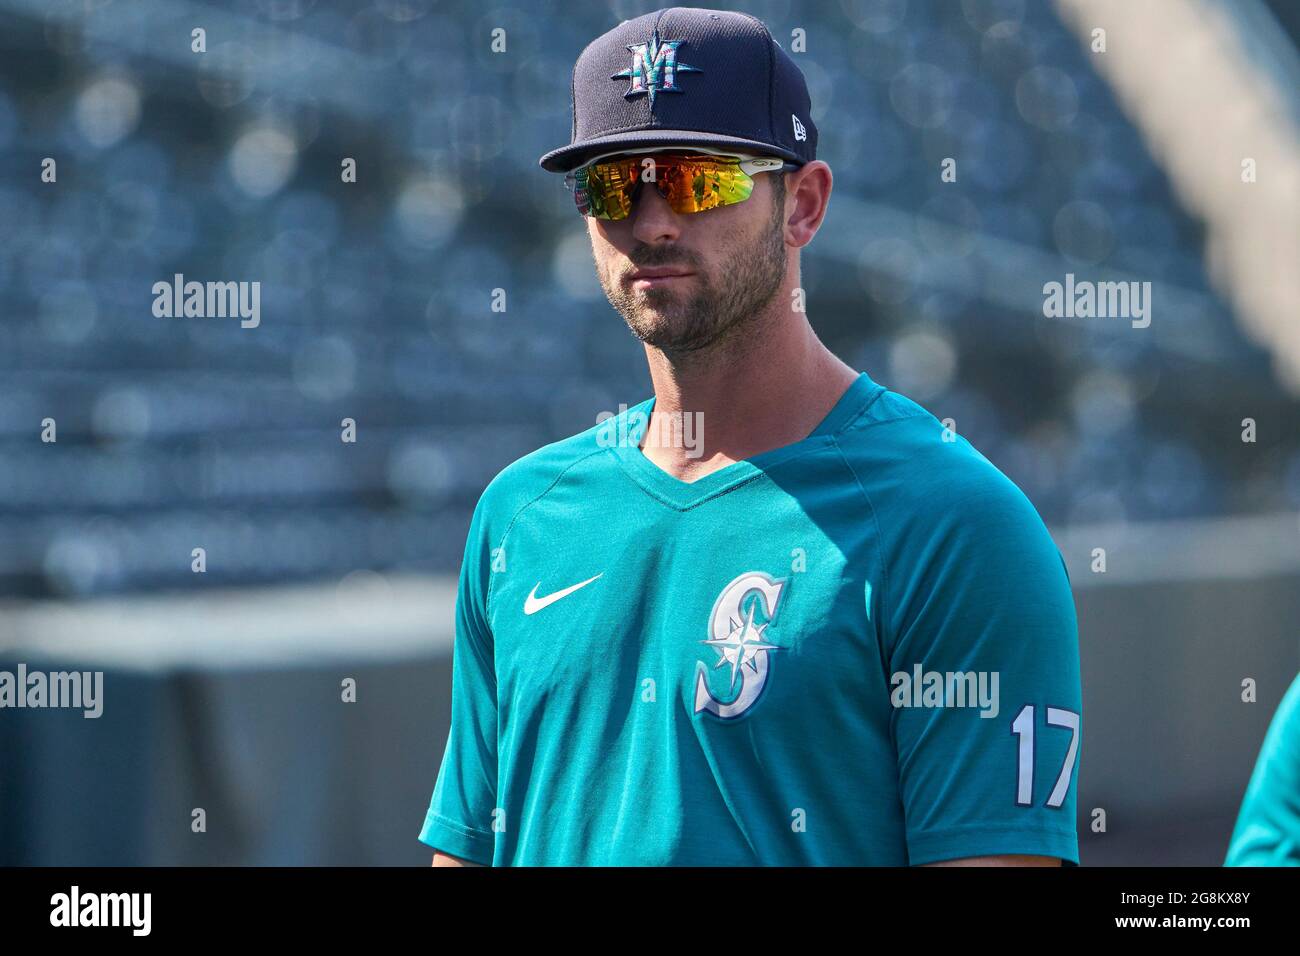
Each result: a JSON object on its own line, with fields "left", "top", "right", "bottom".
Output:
{"left": 792, "top": 114, "right": 807, "bottom": 142}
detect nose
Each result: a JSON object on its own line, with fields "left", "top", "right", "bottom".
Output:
{"left": 628, "top": 179, "right": 684, "bottom": 243}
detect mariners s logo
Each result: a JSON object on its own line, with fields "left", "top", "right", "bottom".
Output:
{"left": 694, "top": 571, "right": 788, "bottom": 720}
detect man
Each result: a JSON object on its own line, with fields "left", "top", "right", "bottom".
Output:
{"left": 421, "top": 7, "right": 1081, "bottom": 866}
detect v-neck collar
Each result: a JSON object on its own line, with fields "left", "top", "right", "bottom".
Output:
{"left": 605, "top": 372, "right": 884, "bottom": 511}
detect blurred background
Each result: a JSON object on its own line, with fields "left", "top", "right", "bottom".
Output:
{"left": 0, "top": 0, "right": 1297, "bottom": 865}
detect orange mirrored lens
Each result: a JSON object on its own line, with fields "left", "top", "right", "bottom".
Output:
{"left": 572, "top": 155, "right": 755, "bottom": 220}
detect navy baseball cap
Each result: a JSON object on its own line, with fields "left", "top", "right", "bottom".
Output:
{"left": 539, "top": 6, "right": 818, "bottom": 174}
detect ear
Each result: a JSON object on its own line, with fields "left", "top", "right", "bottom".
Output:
{"left": 783, "top": 161, "right": 832, "bottom": 248}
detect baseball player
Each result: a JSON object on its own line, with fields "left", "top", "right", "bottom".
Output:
{"left": 421, "top": 6, "right": 1082, "bottom": 866}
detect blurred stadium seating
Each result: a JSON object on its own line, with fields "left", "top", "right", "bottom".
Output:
{"left": 0, "top": 0, "right": 1295, "bottom": 597}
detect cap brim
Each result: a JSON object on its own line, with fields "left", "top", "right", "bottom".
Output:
{"left": 539, "top": 129, "right": 804, "bottom": 173}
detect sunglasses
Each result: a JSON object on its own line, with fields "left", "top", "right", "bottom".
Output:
{"left": 564, "top": 149, "right": 798, "bottom": 221}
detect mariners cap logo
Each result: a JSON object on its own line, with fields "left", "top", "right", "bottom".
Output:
{"left": 611, "top": 28, "right": 701, "bottom": 108}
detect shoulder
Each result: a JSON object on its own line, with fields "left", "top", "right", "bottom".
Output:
{"left": 472, "top": 397, "right": 649, "bottom": 529}
{"left": 836, "top": 387, "right": 1042, "bottom": 531}
{"left": 834, "top": 385, "right": 1067, "bottom": 596}
{"left": 833, "top": 388, "right": 1076, "bottom": 664}
{"left": 1251, "top": 673, "right": 1300, "bottom": 770}
{"left": 1226, "top": 672, "right": 1300, "bottom": 864}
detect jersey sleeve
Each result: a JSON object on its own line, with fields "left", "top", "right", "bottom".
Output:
{"left": 885, "top": 454, "right": 1082, "bottom": 865}
{"left": 1225, "top": 672, "right": 1300, "bottom": 865}
{"left": 418, "top": 495, "right": 499, "bottom": 865}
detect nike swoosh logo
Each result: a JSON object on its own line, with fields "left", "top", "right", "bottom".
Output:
{"left": 523, "top": 574, "right": 603, "bottom": 615}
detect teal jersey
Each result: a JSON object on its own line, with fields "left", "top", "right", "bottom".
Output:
{"left": 1226, "top": 672, "right": 1300, "bottom": 865}
{"left": 419, "top": 372, "right": 1082, "bottom": 865}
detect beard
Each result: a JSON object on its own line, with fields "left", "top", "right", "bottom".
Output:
{"left": 598, "top": 191, "right": 788, "bottom": 356}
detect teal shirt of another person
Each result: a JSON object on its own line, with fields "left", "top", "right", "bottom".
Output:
{"left": 1226, "top": 672, "right": 1300, "bottom": 865}
{"left": 419, "top": 372, "right": 1083, "bottom": 865}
